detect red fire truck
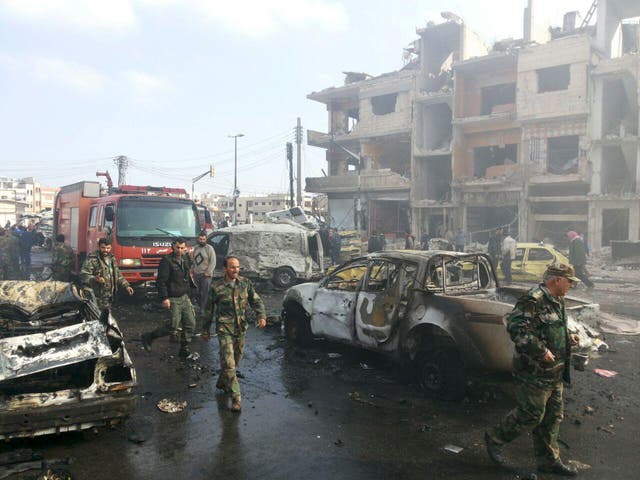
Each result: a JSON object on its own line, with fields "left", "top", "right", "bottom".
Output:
{"left": 54, "top": 181, "right": 201, "bottom": 285}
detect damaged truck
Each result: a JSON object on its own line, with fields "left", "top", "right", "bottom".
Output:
{"left": 208, "top": 223, "right": 324, "bottom": 288}
{"left": 0, "top": 281, "right": 137, "bottom": 440}
{"left": 283, "top": 251, "right": 601, "bottom": 399}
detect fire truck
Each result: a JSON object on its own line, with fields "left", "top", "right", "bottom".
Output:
{"left": 54, "top": 181, "right": 201, "bottom": 285}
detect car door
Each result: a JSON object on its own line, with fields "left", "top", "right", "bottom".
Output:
{"left": 509, "top": 247, "right": 526, "bottom": 281}
{"left": 523, "top": 246, "right": 556, "bottom": 281}
{"left": 310, "top": 260, "right": 367, "bottom": 342}
{"left": 355, "top": 260, "right": 418, "bottom": 348}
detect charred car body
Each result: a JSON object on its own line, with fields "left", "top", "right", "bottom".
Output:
{"left": 0, "top": 281, "right": 137, "bottom": 439}
{"left": 283, "top": 251, "right": 600, "bottom": 399}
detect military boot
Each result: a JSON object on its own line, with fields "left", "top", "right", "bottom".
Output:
{"left": 178, "top": 343, "right": 191, "bottom": 358}
{"left": 538, "top": 460, "right": 577, "bottom": 477}
{"left": 140, "top": 332, "right": 154, "bottom": 352}
{"left": 230, "top": 395, "right": 241, "bottom": 413}
{"left": 484, "top": 433, "right": 505, "bottom": 465}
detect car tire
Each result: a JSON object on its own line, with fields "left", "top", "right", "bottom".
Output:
{"left": 283, "top": 304, "right": 312, "bottom": 346}
{"left": 272, "top": 266, "right": 296, "bottom": 289}
{"left": 416, "top": 348, "right": 465, "bottom": 401}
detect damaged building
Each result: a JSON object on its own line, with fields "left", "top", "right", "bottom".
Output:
{"left": 307, "top": 0, "right": 640, "bottom": 250}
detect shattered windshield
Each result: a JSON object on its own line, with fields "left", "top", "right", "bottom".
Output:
{"left": 116, "top": 198, "right": 199, "bottom": 239}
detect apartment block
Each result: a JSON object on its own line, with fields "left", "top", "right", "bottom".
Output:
{"left": 306, "top": 0, "right": 640, "bottom": 249}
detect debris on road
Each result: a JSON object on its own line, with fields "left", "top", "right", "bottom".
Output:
{"left": 443, "top": 444, "right": 464, "bottom": 454}
{"left": 584, "top": 406, "right": 595, "bottom": 415}
{"left": 156, "top": 399, "right": 187, "bottom": 413}
{"left": 568, "top": 460, "right": 591, "bottom": 471}
{"left": 334, "top": 438, "right": 344, "bottom": 447}
{"left": 186, "top": 352, "right": 200, "bottom": 361}
{"left": 594, "top": 368, "right": 618, "bottom": 378}
{"left": 348, "top": 391, "right": 377, "bottom": 407}
{"left": 327, "top": 353, "right": 342, "bottom": 359}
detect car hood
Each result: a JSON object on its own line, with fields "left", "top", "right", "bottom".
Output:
{"left": 0, "top": 281, "right": 84, "bottom": 315}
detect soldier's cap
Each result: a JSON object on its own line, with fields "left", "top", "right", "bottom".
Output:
{"left": 545, "top": 262, "right": 580, "bottom": 282}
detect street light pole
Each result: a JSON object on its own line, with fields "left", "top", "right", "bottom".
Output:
{"left": 228, "top": 133, "right": 244, "bottom": 225}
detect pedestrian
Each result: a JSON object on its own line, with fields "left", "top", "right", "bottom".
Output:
{"left": 577, "top": 231, "right": 589, "bottom": 257}
{"left": 454, "top": 229, "right": 466, "bottom": 252}
{"left": 51, "top": 234, "right": 75, "bottom": 282}
{"left": 404, "top": 230, "right": 415, "bottom": 249}
{"left": 219, "top": 216, "right": 229, "bottom": 228}
{"left": 192, "top": 231, "right": 216, "bottom": 339}
{"left": 141, "top": 237, "right": 196, "bottom": 358}
{"left": 566, "top": 231, "right": 594, "bottom": 289}
{"left": 330, "top": 229, "right": 342, "bottom": 265}
{"left": 501, "top": 230, "right": 517, "bottom": 283}
{"left": 19, "top": 225, "right": 35, "bottom": 271}
{"left": 80, "top": 237, "right": 133, "bottom": 309}
{"left": 206, "top": 256, "right": 266, "bottom": 412}
{"left": 445, "top": 228, "right": 454, "bottom": 250}
{"left": 378, "top": 232, "right": 386, "bottom": 251}
{"left": 0, "top": 228, "right": 11, "bottom": 280}
{"left": 484, "top": 263, "right": 580, "bottom": 477}
{"left": 487, "top": 228, "right": 503, "bottom": 271}
{"left": 420, "top": 231, "right": 429, "bottom": 250}
{"left": 367, "top": 231, "right": 380, "bottom": 253}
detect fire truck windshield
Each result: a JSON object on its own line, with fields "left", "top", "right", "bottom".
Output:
{"left": 116, "top": 198, "right": 199, "bottom": 239}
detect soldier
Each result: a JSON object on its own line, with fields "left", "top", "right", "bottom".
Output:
{"left": 206, "top": 256, "right": 266, "bottom": 412}
{"left": 0, "top": 228, "right": 20, "bottom": 280}
{"left": 484, "top": 263, "right": 581, "bottom": 477}
{"left": 80, "top": 237, "right": 133, "bottom": 309}
{"left": 51, "top": 234, "right": 76, "bottom": 282}
{"left": 141, "top": 237, "right": 196, "bottom": 358}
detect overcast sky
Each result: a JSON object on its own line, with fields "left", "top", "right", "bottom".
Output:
{"left": 0, "top": 0, "right": 589, "bottom": 197}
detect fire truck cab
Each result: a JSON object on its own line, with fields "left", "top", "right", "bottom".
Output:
{"left": 55, "top": 182, "right": 200, "bottom": 285}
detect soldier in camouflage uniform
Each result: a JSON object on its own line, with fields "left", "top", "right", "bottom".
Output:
{"left": 205, "top": 256, "right": 266, "bottom": 412}
{"left": 80, "top": 237, "right": 133, "bottom": 309}
{"left": 0, "top": 228, "right": 20, "bottom": 280}
{"left": 141, "top": 237, "right": 196, "bottom": 358}
{"left": 485, "top": 263, "right": 581, "bottom": 477}
{"left": 51, "top": 234, "right": 76, "bottom": 282}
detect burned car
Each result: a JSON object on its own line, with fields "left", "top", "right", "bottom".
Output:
{"left": 0, "top": 281, "right": 137, "bottom": 439}
{"left": 282, "top": 251, "right": 600, "bottom": 399}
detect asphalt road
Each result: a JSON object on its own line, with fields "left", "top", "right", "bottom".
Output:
{"left": 3, "top": 280, "right": 640, "bottom": 480}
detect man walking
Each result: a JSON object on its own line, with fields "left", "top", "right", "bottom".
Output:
{"left": 501, "top": 230, "right": 517, "bottom": 283}
{"left": 485, "top": 263, "right": 580, "bottom": 476}
{"left": 206, "top": 256, "right": 266, "bottom": 412}
{"left": 51, "top": 234, "right": 75, "bottom": 282}
{"left": 141, "top": 237, "right": 196, "bottom": 358}
{"left": 192, "top": 231, "right": 216, "bottom": 338}
{"left": 567, "top": 231, "right": 594, "bottom": 289}
{"left": 80, "top": 237, "right": 133, "bottom": 309}
{"left": 487, "top": 228, "right": 503, "bottom": 272}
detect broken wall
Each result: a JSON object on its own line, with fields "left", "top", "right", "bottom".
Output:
{"left": 517, "top": 36, "right": 591, "bottom": 120}
{"left": 523, "top": 120, "right": 589, "bottom": 178}
{"left": 454, "top": 67, "right": 516, "bottom": 118}
{"left": 453, "top": 126, "right": 520, "bottom": 179}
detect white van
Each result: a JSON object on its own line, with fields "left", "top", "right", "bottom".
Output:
{"left": 265, "top": 206, "right": 317, "bottom": 228}
{"left": 207, "top": 223, "right": 324, "bottom": 288}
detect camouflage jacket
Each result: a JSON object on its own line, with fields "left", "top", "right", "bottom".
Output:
{"left": 51, "top": 242, "right": 75, "bottom": 280}
{"left": 207, "top": 276, "right": 266, "bottom": 331}
{"left": 80, "top": 251, "right": 130, "bottom": 298}
{"left": 507, "top": 284, "right": 571, "bottom": 386}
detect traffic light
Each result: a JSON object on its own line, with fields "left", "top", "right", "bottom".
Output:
{"left": 209, "top": 165, "right": 215, "bottom": 177}
{"left": 286, "top": 142, "right": 293, "bottom": 160}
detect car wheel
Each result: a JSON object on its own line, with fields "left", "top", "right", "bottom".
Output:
{"left": 416, "top": 348, "right": 465, "bottom": 401}
{"left": 283, "top": 304, "right": 312, "bottom": 346}
{"left": 272, "top": 266, "right": 296, "bottom": 289}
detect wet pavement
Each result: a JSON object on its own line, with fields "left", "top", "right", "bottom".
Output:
{"left": 3, "top": 252, "right": 640, "bottom": 479}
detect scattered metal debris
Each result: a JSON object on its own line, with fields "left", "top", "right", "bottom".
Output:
{"left": 443, "top": 444, "right": 464, "bottom": 454}
{"left": 594, "top": 368, "right": 618, "bottom": 378}
{"left": 156, "top": 399, "right": 187, "bottom": 413}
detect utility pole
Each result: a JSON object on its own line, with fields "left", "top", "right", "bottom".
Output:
{"left": 114, "top": 155, "right": 129, "bottom": 186}
{"left": 228, "top": 134, "right": 244, "bottom": 225}
{"left": 287, "top": 142, "right": 294, "bottom": 208}
{"left": 296, "top": 117, "right": 302, "bottom": 206}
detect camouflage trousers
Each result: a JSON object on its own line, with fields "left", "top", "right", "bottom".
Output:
{"left": 216, "top": 324, "right": 247, "bottom": 400}
{"left": 488, "top": 380, "right": 564, "bottom": 465}
{"left": 168, "top": 294, "right": 196, "bottom": 343}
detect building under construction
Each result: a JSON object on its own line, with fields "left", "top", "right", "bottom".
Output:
{"left": 306, "top": 0, "right": 640, "bottom": 250}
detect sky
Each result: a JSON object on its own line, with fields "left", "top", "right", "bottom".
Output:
{"left": 0, "top": 0, "right": 590, "bottom": 197}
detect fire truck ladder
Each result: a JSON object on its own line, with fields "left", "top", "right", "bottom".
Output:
{"left": 580, "top": 0, "right": 597, "bottom": 29}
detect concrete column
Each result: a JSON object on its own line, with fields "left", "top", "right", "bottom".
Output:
{"left": 588, "top": 202, "right": 601, "bottom": 251}
{"left": 630, "top": 202, "right": 640, "bottom": 242}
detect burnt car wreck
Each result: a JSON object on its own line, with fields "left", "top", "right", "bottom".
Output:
{"left": 283, "top": 251, "right": 601, "bottom": 399}
{"left": 0, "top": 281, "right": 137, "bottom": 440}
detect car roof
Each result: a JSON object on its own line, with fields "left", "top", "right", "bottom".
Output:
{"left": 517, "top": 242, "right": 560, "bottom": 249}
{"left": 351, "top": 250, "right": 490, "bottom": 263}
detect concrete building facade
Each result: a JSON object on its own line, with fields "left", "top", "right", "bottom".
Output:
{"left": 306, "top": 0, "right": 640, "bottom": 250}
